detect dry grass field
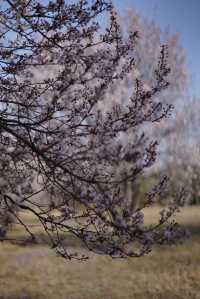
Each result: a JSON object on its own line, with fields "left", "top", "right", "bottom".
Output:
{"left": 0, "top": 206, "right": 200, "bottom": 299}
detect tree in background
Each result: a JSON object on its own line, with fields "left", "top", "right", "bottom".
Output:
{"left": 0, "top": 0, "right": 186, "bottom": 259}
{"left": 159, "top": 96, "right": 200, "bottom": 205}
{"left": 106, "top": 7, "right": 189, "bottom": 208}
{"left": 107, "top": 7, "right": 188, "bottom": 112}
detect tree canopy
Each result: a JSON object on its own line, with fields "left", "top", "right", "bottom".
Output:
{"left": 0, "top": 0, "right": 187, "bottom": 260}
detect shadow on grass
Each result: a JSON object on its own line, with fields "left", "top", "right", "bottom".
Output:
{"left": 4, "top": 231, "right": 84, "bottom": 249}
{"left": 183, "top": 224, "right": 200, "bottom": 236}
{"left": 0, "top": 297, "right": 30, "bottom": 299}
{"left": 3, "top": 223, "right": 199, "bottom": 250}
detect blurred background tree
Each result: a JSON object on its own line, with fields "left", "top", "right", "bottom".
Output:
{"left": 106, "top": 7, "right": 194, "bottom": 208}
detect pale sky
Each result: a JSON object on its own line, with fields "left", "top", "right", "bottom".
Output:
{"left": 114, "top": 0, "right": 200, "bottom": 97}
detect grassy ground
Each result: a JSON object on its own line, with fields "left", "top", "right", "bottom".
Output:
{"left": 0, "top": 206, "right": 200, "bottom": 299}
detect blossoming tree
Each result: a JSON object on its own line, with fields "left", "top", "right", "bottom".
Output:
{"left": 0, "top": 0, "right": 186, "bottom": 260}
